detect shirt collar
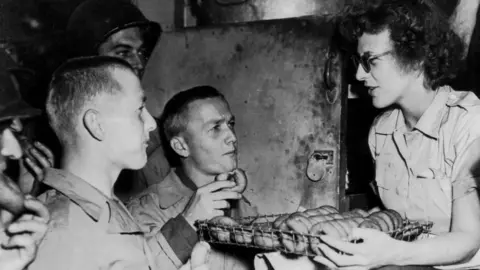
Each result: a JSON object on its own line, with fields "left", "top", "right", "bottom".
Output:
{"left": 155, "top": 168, "right": 194, "bottom": 209}
{"left": 413, "top": 86, "right": 452, "bottom": 139}
{"left": 375, "top": 86, "right": 452, "bottom": 139}
{"left": 43, "top": 168, "right": 110, "bottom": 221}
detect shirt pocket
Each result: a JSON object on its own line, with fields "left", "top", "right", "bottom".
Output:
{"left": 374, "top": 152, "right": 401, "bottom": 196}
{"left": 412, "top": 169, "right": 452, "bottom": 225}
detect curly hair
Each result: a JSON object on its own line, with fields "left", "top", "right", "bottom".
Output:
{"left": 339, "top": 0, "right": 464, "bottom": 89}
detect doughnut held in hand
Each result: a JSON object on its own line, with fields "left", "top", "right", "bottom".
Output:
{"left": 216, "top": 168, "right": 248, "bottom": 193}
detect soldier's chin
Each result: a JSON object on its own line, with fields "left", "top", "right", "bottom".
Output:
{"left": 124, "top": 156, "right": 148, "bottom": 170}
{"left": 222, "top": 160, "right": 237, "bottom": 173}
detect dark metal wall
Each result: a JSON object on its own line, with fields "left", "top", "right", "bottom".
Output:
{"left": 189, "top": 0, "right": 345, "bottom": 26}
{"left": 142, "top": 16, "right": 348, "bottom": 214}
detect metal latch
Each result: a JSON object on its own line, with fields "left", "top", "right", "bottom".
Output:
{"left": 306, "top": 150, "right": 335, "bottom": 182}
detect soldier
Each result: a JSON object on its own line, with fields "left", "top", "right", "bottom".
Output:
{"left": 66, "top": 0, "right": 170, "bottom": 199}
{"left": 0, "top": 60, "right": 50, "bottom": 270}
{"left": 28, "top": 56, "right": 210, "bottom": 270}
{"left": 66, "top": 0, "right": 161, "bottom": 78}
{"left": 128, "top": 86, "right": 258, "bottom": 270}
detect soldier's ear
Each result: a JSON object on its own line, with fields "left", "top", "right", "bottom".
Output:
{"left": 83, "top": 109, "right": 104, "bottom": 141}
{"left": 170, "top": 136, "right": 189, "bottom": 158}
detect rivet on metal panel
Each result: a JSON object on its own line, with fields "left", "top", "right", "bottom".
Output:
{"left": 306, "top": 150, "right": 335, "bottom": 182}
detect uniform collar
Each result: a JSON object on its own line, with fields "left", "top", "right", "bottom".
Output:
{"left": 155, "top": 168, "right": 195, "bottom": 209}
{"left": 43, "top": 168, "right": 112, "bottom": 221}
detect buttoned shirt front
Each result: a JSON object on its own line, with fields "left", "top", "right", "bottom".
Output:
{"left": 369, "top": 86, "right": 480, "bottom": 234}
{"left": 29, "top": 168, "right": 156, "bottom": 270}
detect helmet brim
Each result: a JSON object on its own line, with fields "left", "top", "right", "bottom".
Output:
{"left": 98, "top": 21, "right": 162, "bottom": 51}
{"left": 0, "top": 100, "right": 41, "bottom": 123}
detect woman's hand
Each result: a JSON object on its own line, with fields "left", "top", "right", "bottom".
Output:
{"left": 312, "top": 228, "right": 404, "bottom": 269}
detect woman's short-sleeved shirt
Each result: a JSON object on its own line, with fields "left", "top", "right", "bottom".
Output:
{"left": 368, "top": 86, "right": 480, "bottom": 234}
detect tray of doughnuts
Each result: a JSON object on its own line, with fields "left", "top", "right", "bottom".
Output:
{"left": 196, "top": 205, "right": 433, "bottom": 256}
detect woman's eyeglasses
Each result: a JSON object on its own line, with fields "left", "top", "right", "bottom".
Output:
{"left": 351, "top": 51, "right": 392, "bottom": 73}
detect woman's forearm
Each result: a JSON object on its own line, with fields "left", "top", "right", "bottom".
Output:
{"left": 393, "top": 232, "right": 480, "bottom": 267}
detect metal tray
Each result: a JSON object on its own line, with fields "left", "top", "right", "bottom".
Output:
{"left": 196, "top": 213, "right": 434, "bottom": 256}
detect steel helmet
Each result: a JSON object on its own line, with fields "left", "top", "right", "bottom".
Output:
{"left": 66, "top": 0, "right": 161, "bottom": 58}
{"left": 0, "top": 49, "right": 40, "bottom": 123}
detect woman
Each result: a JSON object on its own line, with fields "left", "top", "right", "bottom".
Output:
{"left": 314, "top": 0, "right": 480, "bottom": 269}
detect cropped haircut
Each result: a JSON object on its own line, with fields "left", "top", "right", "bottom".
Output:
{"left": 46, "top": 56, "right": 135, "bottom": 144}
{"left": 339, "top": 0, "right": 464, "bottom": 89}
{"left": 159, "top": 85, "right": 227, "bottom": 165}
{"left": 161, "top": 85, "right": 227, "bottom": 142}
